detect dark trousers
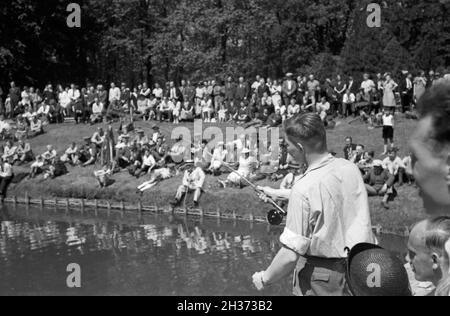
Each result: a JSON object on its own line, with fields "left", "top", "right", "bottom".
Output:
{"left": 294, "top": 257, "right": 349, "bottom": 296}
{"left": 0, "top": 175, "right": 13, "bottom": 196}
{"left": 401, "top": 93, "right": 413, "bottom": 113}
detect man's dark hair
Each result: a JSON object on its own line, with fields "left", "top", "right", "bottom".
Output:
{"left": 284, "top": 113, "right": 327, "bottom": 152}
{"left": 417, "top": 81, "right": 450, "bottom": 145}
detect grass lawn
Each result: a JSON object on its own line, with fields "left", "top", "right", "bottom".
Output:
{"left": 5, "top": 115, "right": 426, "bottom": 235}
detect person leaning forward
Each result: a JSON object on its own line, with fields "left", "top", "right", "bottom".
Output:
{"left": 252, "top": 113, "right": 375, "bottom": 296}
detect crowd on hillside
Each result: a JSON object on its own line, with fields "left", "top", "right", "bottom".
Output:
{"left": 0, "top": 69, "right": 444, "bottom": 204}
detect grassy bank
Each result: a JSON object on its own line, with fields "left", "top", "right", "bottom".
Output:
{"left": 5, "top": 117, "right": 426, "bottom": 234}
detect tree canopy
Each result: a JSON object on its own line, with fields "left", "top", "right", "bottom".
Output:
{"left": 1, "top": 0, "right": 450, "bottom": 89}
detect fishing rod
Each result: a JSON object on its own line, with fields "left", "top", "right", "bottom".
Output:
{"left": 203, "top": 148, "right": 287, "bottom": 226}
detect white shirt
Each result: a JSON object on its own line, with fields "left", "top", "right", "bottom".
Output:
{"left": 152, "top": 88, "right": 163, "bottom": 99}
{"left": 59, "top": 91, "right": 71, "bottom": 108}
{"left": 182, "top": 167, "right": 206, "bottom": 190}
{"left": 280, "top": 155, "right": 375, "bottom": 258}
{"left": 92, "top": 102, "right": 103, "bottom": 114}
{"left": 0, "top": 120, "right": 11, "bottom": 133}
{"left": 142, "top": 154, "right": 156, "bottom": 167}
{"left": 361, "top": 80, "right": 375, "bottom": 94}
{"left": 0, "top": 163, "right": 13, "bottom": 177}
{"left": 382, "top": 114, "right": 394, "bottom": 127}
{"left": 68, "top": 89, "right": 81, "bottom": 101}
{"left": 383, "top": 157, "right": 405, "bottom": 176}
{"left": 109, "top": 87, "right": 121, "bottom": 102}
{"left": 343, "top": 93, "right": 356, "bottom": 103}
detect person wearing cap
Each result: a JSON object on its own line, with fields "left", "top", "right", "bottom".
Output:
{"left": 171, "top": 163, "right": 205, "bottom": 208}
{"left": 252, "top": 113, "right": 375, "bottom": 296}
{"left": 219, "top": 148, "right": 257, "bottom": 188}
{"left": 407, "top": 218, "right": 450, "bottom": 296}
{"left": 208, "top": 141, "right": 227, "bottom": 175}
{"left": 363, "top": 159, "right": 395, "bottom": 209}
{"left": 282, "top": 73, "right": 297, "bottom": 107}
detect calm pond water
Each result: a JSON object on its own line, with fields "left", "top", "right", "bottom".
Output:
{"left": 0, "top": 205, "right": 407, "bottom": 296}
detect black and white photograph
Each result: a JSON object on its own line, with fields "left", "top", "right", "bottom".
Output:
{"left": 0, "top": 0, "right": 450, "bottom": 300}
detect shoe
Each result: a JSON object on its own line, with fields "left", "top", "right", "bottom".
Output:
{"left": 170, "top": 199, "right": 180, "bottom": 207}
{"left": 193, "top": 201, "right": 199, "bottom": 208}
{"left": 382, "top": 201, "right": 390, "bottom": 210}
{"left": 218, "top": 180, "right": 227, "bottom": 188}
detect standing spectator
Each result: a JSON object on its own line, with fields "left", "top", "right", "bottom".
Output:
{"left": 282, "top": 73, "right": 298, "bottom": 107}
{"left": 342, "top": 89, "right": 356, "bottom": 117}
{"left": 235, "top": 77, "right": 249, "bottom": 104}
{"left": 382, "top": 108, "right": 395, "bottom": 155}
{"left": 399, "top": 71, "right": 414, "bottom": 113}
{"left": 224, "top": 77, "right": 236, "bottom": 108}
{"left": 153, "top": 83, "right": 163, "bottom": 100}
{"left": 68, "top": 83, "right": 81, "bottom": 116}
{"left": 108, "top": 82, "right": 121, "bottom": 119}
{"left": 414, "top": 71, "right": 427, "bottom": 103}
{"left": 42, "top": 84, "right": 56, "bottom": 103}
{"left": 382, "top": 74, "right": 398, "bottom": 111}
{"left": 306, "top": 74, "right": 320, "bottom": 98}
{"left": 0, "top": 86, "right": 3, "bottom": 114}
{"left": 97, "top": 84, "right": 108, "bottom": 106}
{"left": 348, "top": 76, "right": 356, "bottom": 94}
{"left": 334, "top": 75, "right": 347, "bottom": 115}
{"left": 361, "top": 73, "right": 376, "bottom": 101}
{"left": 270, "top": 80, "right": 282, "bottom": 111}
{"left": 59, "top": 86, "right": 71, "bottom": 117}
{"left": 9, "top": 82, "right": 20, "bottom": 114}
{"left": 4, "top": 95, "right": 12, "bottom": 119}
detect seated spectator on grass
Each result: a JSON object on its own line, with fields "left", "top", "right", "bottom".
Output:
{"left": 363, "top": 160, "right": 395, "bottom": 209}
{"left": 208, "top": 142, "right": 227, "bottom": 176}
{"left": 14, "top": 140, "right": 33, "bottom": 165}
{"left": 350, "top": 144, "right": 365, "bottom": 164}
{"left": 2, "top": 140, "right": 16, "bottom": 162}
{"left": 170, "top": 163, "right": 206, "bottom": 208}
{"left": 136, "top": 166, "right": 174, "bottom": 195}
{"left": 42, "top": 145, "right": 57, "bottom": 164}
{"left": 37, "top": 101, "right": 51, "bottom": 122}
{"left": 43, "top": 156, "right": 68, "bottom": 180}
{"left": 167, "top": 135, "right": 187, "bottom": 164}
{"left": 157, "top": 97, "right": 174, "bottom": 122}
{"left": 14, "top": 115, "right": 28, "bottom": 140}
{"left": 357, "top": 151, "right": 375, "bottom": 172}
{"left": 266, "top": 108, "right": 283, "bottom": 128}
{"left": 28, "top": 115, "right": 44, "bottom": 138}
{"left": 235, "top": 101, "right": 250, "bottom": 124}
{"left": 29, "top": 155, "right": 45, "bottom": 178}
{"left": 127, "top": 148, "right": 143, "bottom": 176}
{"left": 61, "top": 142, "right": 80, "bottom": 165}
{"left": 258, "top": 166, "right": 303, "bottom": 202}
{"left": 316, "top": 96, "right": 331, "bottom": 122}
{"left": 342, "top": 89, "right": 356, "bottom": 117}
{"left": 382, "top": 148, "right": 406, "bottom": 186}
{"left": 0, "top": 115, "right": 12, "bottom": 140}
{"left": 343, "top": 136, "right": 357, "bottom": 160}
{"left": 287, "top": 98, "right": 300, "bottom": 119}
{"left": 134, "top": 149, "right": 156, "bottom": 179}
{"left": 94, "top": 164, "right": 113, "bottom": 188}
{"left": 219, "top": 148, "right": 257, "bottom": 189}
{"left": 90, "top": 98, "right": 104, "bottom": 125}
{"left": 91, "top": 127, "right": 105, "bottom": 148}
{"left": 0, "top": 157, "right": 14, "bottom": 201}
{"left": 48, "top": 100, "right": 64, "bottom": 124}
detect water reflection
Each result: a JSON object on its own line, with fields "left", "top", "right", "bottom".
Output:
{"left": 0, "top": 205, "right": 407, "bottom": 296}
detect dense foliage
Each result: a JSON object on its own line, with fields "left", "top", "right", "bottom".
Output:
{"left": 1, "top": 0, "right": 450, "bottom": 89}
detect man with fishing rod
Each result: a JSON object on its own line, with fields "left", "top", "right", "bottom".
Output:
{"left": 252, "top": 113, "right": 375, "bottom": 296}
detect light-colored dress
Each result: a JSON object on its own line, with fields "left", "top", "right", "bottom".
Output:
{"left": 414, "top": 77, "right": 427, "bottom": 101}
{"left": 383, "top": 80, "right": 397, "bottom": 108}
{"left": 227, "top": 156, "right": 255, "bottom": 183}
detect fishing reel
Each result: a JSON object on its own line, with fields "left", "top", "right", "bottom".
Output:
{"left": 267, "top": 208, "right": 287, "bottom": 226}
